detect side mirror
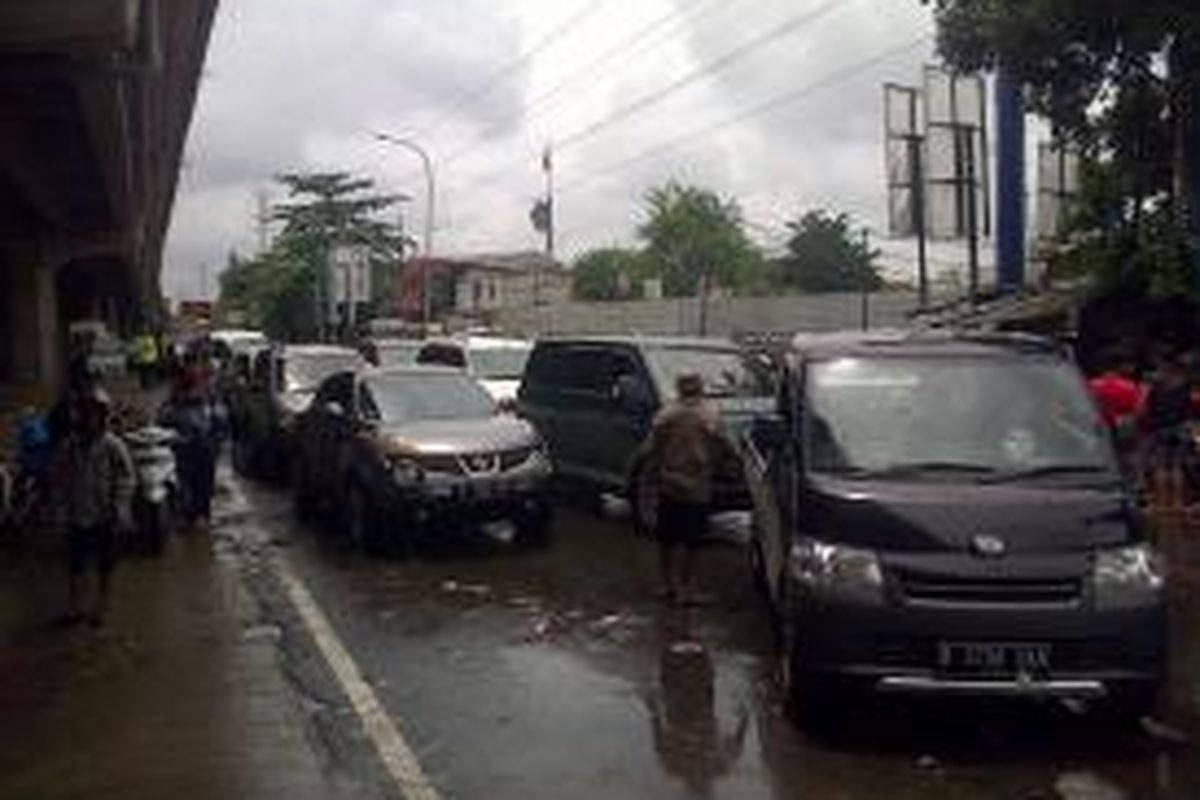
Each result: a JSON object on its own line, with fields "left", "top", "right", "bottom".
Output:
{"left": 752, "top": 414, "right": 787, "bottom": 451}
{"left": 613, "top": 375, "right": 654, "bottom": 414}
{"left": 324, "top": 401, "right": 346, "bottom": 418}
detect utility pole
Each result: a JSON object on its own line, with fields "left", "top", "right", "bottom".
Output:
{"left": 860, "top": 229, "right": 871, "bottom": 330}
{"left": 995, "top": 65, "right": 1026, "bottom": 293}
{"left": 256, "top": 189, "right": 270, "bottom": 254}
{"left": 542, "top": 145, "right": 555, "bottom": 260}
{"left": 908, "top": 133, "right": 929, "bottom": 308}
{"left": 955, "top": 124, "right": 981, "bottom": 302}
{"left": 374, "top": 133, "right": 436, "bottom": 331}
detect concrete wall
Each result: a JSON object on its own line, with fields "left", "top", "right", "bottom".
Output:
{"left": 491, "top": 291, "right": 922, "bottom": 338}
{"left": 454, "top": 268, "right": 572, "bottom": 315}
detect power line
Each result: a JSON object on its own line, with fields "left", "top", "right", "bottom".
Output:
{"left": 432, "top": 0, "right": 735, "bottom": 173}
{"left": 556, "top": 34, "right": 933, "bottom": 195}
{"left": 447, "top": 0, "right": 849, "bottom": 194}
{"left": 413, "top": 0, "right": 609, "bottom": 141}
{"left": 556, "top": 0, "right": 847, "bottom": 152}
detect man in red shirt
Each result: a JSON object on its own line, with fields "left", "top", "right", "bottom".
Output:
{"left": 1089, "top": 356, "right": 1143, "bottom": 430}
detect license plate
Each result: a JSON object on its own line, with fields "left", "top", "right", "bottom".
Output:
{"left": 937, "top": 642, "right": 1052, "bottom": 675}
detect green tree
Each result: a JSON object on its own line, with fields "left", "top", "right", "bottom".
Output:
{"left": 779, "top": 211, "right": 881, "bottom": 293}
{"left": 217, "top": 172, "right": 406, "bottom": 340}
{"left": 571, "top": 247, "right": 649, "bottom": 301}
{"left": 637, "top": 182, "right": 764, "bottom": 297}
{"left": 923, "top": 0, "right": 1200, "bottom": 298}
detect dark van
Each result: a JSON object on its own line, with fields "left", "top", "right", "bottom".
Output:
{"left": 745, "top": 331, "right": 1165, "bottom": 721}
{"left": 518, "top": 336, "right": 771, "bottom": 521}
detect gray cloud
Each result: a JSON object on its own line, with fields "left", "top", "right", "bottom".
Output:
{"left": 165, "top": 0, "right": 941, "bottom": 298}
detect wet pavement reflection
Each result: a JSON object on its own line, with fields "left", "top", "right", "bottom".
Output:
{"left": 240, "top": 479, "right": 1200, "bottom": 800}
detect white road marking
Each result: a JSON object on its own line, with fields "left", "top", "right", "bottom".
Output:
{"left": 276, "top": 558, "right": 445, "bottom": 800}
{"left": 221, "top": 472, "right": 442, "bottom": 799}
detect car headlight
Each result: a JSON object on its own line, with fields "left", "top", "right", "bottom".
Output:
{"left": 788, "top": 538, "right": 884, "bottom": 604}
{"left": 1094, "top": 544, "right": 1164, "bottom": 609}
{"left": 388, "top": 457, "right": 424, "bottom": 485}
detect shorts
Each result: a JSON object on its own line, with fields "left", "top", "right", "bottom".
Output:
{"left": 656, "top": 498, "right": 709, "bottom": 548}
{"left": 68, "top": 524, "right": 117, "bottom": 577}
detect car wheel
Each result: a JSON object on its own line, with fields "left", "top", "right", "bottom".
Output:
{"left": 292, "top": 460, "right": 319, "bottom": 521}
{"left": 749, "top": 535, "right": 769, "bottom": 598}
{"left": 627, "top": 459, "right": 655, "bottom": 537}
{"left": 1104, "top": 682, "right": 1160, "bottom": 724}
{"left": 779, "top": 632, "right": 841, "bottom": 730}
{"left": 516, "top": 501, "right": 554, "bottom": 545}
{"left": 232, "top": 436, "right": 253, "bottom": 477}
{"left": 347, "top": 483, "right": 382, "bottom": 554}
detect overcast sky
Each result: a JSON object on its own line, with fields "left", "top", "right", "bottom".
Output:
{"left": 164, "top": 0, "right": 947, "bottom": 300}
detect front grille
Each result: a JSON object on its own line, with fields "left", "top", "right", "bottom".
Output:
{"left": 498, "top": 446, "right": 534, "bottom": 471}
{"left": 900, "top": 575, "right": 1082, "bottom": 606}
{"left": 420, "top": 453, "right": 463, "bottom": 475}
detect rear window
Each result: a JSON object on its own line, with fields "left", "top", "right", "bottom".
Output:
{"left": 523, "top": 344, "right": 632, "bottom": 396}
{"left": 284, "top": 352, "right": 363, "bottom": 393}
{"left": 417, "top": 343, "right": 467, "bottom": 369}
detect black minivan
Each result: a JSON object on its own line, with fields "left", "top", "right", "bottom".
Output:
{"left": 745, "top": 331, "right": 1165, "bottom": 721}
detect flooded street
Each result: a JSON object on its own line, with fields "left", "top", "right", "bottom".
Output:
{"left": 229, "top": 476, "right": 1200, "bottom": 800}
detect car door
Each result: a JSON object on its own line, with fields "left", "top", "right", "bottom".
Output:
{"left": 748, "top": 367, "right": 798, "bottom": 604}
{"left": 308, "top": 372, "right": 357, "bottom": 496}
{"left": 518, "top": 343, "right": 565, "bottom": 459}
{"left": 593, "top": 347, "right": 658, "bottom": 484}
{"left": 552, "top": 346, "right": 619, "bottom": 485}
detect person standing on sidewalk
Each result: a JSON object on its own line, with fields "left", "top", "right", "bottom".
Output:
{"left": 159, "top": 365, "right": 227, "bottom": 531}
{"left": 59, "top": 387, "right": 135, "bottom": 627}
{"left": 1142, "top": 353, "right": 1194, "bottom": 512}
{"left": 642, "top": 372, "right": 737, "bottom": 606}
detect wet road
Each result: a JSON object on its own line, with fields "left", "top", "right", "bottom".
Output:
{"left": 231, "top": 477, "right": 1200, "bottom": 800}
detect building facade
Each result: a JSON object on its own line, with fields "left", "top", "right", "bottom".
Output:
{"left": 394, "top": 251, "right": 570, "bottom": 326}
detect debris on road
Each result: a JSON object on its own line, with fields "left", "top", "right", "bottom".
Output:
{"left": 1140, "top": 716, "right": 1190, "bottom": 746}
{"left": 440, "top": 579, "right": 491, "bottom": 598}
{"left": 524, "top": 613, "right": 566, "bottom": 643}
{"left": 915, "top": 754, "right": 943, "bottom": 774}
{"left": 242, "top": 623, "right": 283, "bottom": 644}
{"left": 1053, "top": 771, "right": 1126, "bottom": 800}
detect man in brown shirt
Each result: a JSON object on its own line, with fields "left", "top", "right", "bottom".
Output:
{"left": 643, "top": 373, "right": 736, "bottom": 605}
{"left": 59, "top": 388, "right": 135, "bottom": 626}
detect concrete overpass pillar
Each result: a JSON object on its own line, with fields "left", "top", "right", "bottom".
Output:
{"left": 7, "top": 259, "right": 61, "bottom": 398}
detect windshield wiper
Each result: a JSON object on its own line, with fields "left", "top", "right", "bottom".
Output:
{"left": 827, "top": 462, "right": 998, "bottom": 479}
{"left": 983, "top": 464, "right": 1116, "bottom": 484}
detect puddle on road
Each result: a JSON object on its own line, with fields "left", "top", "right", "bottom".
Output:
{"left": 257, "top": 481, "right": 1200, "bottom": 800}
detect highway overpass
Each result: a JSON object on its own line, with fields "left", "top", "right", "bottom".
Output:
{"left": 0, "top": 0, "right": 218, "bottom": 402}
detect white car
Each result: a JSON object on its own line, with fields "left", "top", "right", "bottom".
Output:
{"left": 415, "top": 336, "right": 532, "bottom": 406}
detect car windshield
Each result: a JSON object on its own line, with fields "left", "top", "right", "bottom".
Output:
{"left": 470, "top": 345, "right": 531, "bottom": 379}
{"left": 376, "top": 341, "right": 423, "bottom": 368}
{"left": 284, "top": 352, "right": 362, "bottom": 393}
{"left": 646, "top": 346, "right": 765, "bottom": 398}
{"left": 805, "top": 356, "right": 1115, "bottom": 479}
{"left": 365, "top": 373, "right": 495, "bottom": 424}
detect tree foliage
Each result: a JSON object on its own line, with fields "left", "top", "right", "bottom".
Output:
{"left": 637, "top": 182, "right": 764, "bottom": 297}
{"left": 571, "top": 248, "right": 650, "bottom": 301}
{"left": 924, "top": 0, "right": 1200, "bottom": 298}
{"left": 778, "top": 211, "right": 881, "bottom": 293}
{"left": 218, "top": 172, "right": 405, "bottom": 341}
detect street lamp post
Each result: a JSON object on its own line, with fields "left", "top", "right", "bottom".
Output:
{"left": 374, "top": 132, "right": 435, "bottom": 330}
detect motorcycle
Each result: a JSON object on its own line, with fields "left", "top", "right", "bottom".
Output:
{"left": 122, "top": 425, "right": 179, "bottom": 554}
{"left": 0, "top": 413, "right": 52, "bottom": 540}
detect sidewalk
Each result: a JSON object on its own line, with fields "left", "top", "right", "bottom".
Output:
{"left": 0, "top": 513, "right": 347, "bottom": 798}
